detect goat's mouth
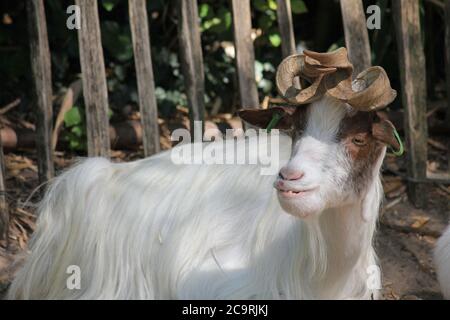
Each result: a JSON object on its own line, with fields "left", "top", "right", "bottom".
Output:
{"left": 275, "top": 186, "right": 318, "bottom": 198}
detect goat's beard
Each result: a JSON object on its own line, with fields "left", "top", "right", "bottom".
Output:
{"left": 277, "top": 192, "right": 325, "bottom": 219}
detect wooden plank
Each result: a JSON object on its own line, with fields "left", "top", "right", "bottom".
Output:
{"left": 446, "top": 0, "right": 450, "bottom": 123}
{"left": 424, "top": 2, "right": 436, "bottom": 99}
{"left": 444, "top": 0, "right": 450, "bottom": 171}
{"left": 339, "top": 0, "right": 371, "bottom": 75}
{"left": 177, "top": 0, "right": 205, "bottom": 139}
{"left": 276, "top": 0, "right": 296, "bottom": 58}
{"left": 392, "top": 0, "right": 428, "bottom": 208}
{"left": 76, "top": 0, "right": 110, "bottom": 157}
{"left": 129, "top": 0, "right": 160, "bottom": 156}
{"left": 231, "top": 0, "right": 260, "bottom": 110}
{"left": 26, "top": 0, "right": 54, "bottom": 183}
{"left": 0, "top": 131, "right": 7, "bottom": 242}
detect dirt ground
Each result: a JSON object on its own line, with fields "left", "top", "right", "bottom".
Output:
{"left": 378, "top": 188, "right": 448, "bottom": 300}
{"left": 0, "top": 147, "right": 449, "bottom": 300}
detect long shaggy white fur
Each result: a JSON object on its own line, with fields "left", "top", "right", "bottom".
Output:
{"left": 7, "top": 98, "right": 384, "bottom": 300}
{"left": 434, "top": 226, "right": 450, "bottom": 299}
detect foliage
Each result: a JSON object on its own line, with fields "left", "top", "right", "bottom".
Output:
{"left": 63, "top": 106, "right": 86, "bottom": 151}
{"left": 0, "top": 0, "right": 446, "bottom": 153}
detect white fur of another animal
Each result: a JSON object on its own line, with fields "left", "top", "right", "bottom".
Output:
{"left": 434, "top": 225, "right": 450, "bottom": 299}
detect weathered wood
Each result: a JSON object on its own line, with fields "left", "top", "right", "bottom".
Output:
{"left": 340, "top": 0, "right": 371, "bottom": 75}
{"left": 76, "top": 0, "right": 110, "bottom": 157}
{"left": 26, "top": 0, "right": 54, "bottom": 184}
{"left": 177, "top": 0, "right": 205, "bottom": 139}
{"left": 231, "top": 0, "right": 260, "bottom": 110}
{"left": 444, "top": 0, "right": 450, "bottom": 171}
{"left": 424, "top": 2, "right": 436, "bottom": 99}
{"left": 392, "top": 0, "right": 428, "bottom": 208}
{"left": 0, "top": 128, "right": 7, "bottom": 242}
{"left": 276, "top": 0, "right": 299, "bottom": 89}
{"left": 276, "top": 0, "right": 296, "bottom": 58}
{"left": 129, "top": 0, "right": 160, "bottom": 156}
{"left": 446, "top": 0, "right": 450, "bottom": 123}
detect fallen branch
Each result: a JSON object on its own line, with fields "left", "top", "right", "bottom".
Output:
{"left": 383, "top": 194, "right": 407, "bottom": 212}
{"left": 380, "top": 218, "right": 441, "bottom": 238}
{"left": 0, "top": 99, "right": 20, "bottom": 115}
{"left": 437, "top": 184, "right": 450, "bottom": 196}
{"left": 385, "top": 167, "right": 450, "bottom": 185}
{"left": 428, "top": 138, "right": 447, "bottom": 151}
{"left": 1, "top": 121, "right": 147, "bottom": 151}
{"left": 425, "top": 0, "right": 444, "bottom": 10}
{"left": 52, "top": 80, "right": 82, "bottom": 150}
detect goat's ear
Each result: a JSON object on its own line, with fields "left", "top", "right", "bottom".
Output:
{"left": 237, "top": 106, "right": 296, "bottom": 130}
{"left": 372, "top": 118, "right": 400, "bottom": 150}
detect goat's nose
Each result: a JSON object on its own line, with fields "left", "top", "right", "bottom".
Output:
{"left": 279, "top": 167, "right": 304, "bottom": 181}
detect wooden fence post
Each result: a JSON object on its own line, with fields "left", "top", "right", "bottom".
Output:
{"left": 276, "top": 0, "right": 297, "bottom": 58}
{"left": 26, "top": 0, "right": 54, "bottom": 183}
{"left": 129, "top": 0, "right": 160, "bottom": 156}
{"left": 445, "top": 1, "right": 450, "bottom": 121}
{"left": 0, "top": 132, "right": 7, "bottom": 242}
{"left": 177, "top": 0, "right": 206, "bottom": 139}
{"left": 339, "top": 0, "right": 371, "bottom": 75}
{"left": 392, "top": 0, "right": 428, "bottom": 208}
{"left": 231, "top": 0, "right": 260, "bottom": 111}
{"left": 76, "top": 0, "right": 110, "bottom": 157}
{"left": 444, "top": 0, "right": 450, "bottom": 171}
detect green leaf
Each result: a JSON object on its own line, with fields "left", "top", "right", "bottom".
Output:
{"left": 116, "top": 34, "right": 133, "bottom": 62}
{"left": 102, "top": 0, "right": 120, "bottom": 12}
{"left": 327, "top": 43, "right": 339, "bottom": 52}
{"left": 210, "top": 8, "right": 231, "bottom": 33}
{"left": 268, "top": 0, "right": 277, "bottom": 10}
{"left": 103, "top": 3, "right": 114, "bottom": 11}
{"left": 268, "top": 32, "right": 281, "bottom": 47}
{"left": 258, "top": 14, "right": 275, "bottom": 30}
{"left": 64, "top": 106, "right": 82, "bottom": 127}
{"left": 101, "top": 21, "right": 133, "bottom": 62}
{"left": 71, "top": 126, "right": 83, "bottom": 138}
{"left": 199, "top": 3, "right": 210, "bottom": 18}
{"left": 222, "top": 10, "right": 232, "bottom": 30}
{"left": 202, "top": 17, "right": 221, "bottom": 31}
{"left": 253, "top": 0, "right": 269, "bottom": 11}
{"left": 291, "top": 0, "right": 308, "bottom": 14}
{"left": 69, "top": 139, "right": 81, "bottom": 150}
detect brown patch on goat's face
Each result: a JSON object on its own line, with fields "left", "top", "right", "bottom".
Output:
{"left": 290, "top": 106, "right": 309, "bottom": 139}
{"left": 338, "top": 112, "right": 385, "bottom": 195}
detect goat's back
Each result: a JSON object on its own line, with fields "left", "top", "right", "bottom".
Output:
{"left": 8, "top": 135, "right": 293, "bottom": 299}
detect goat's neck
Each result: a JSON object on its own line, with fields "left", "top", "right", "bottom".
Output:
{"left": 318, "top": 202, "right": 375, "bottom": 271}
{"left": 300, "top": 185, "right": 380, "bottom": 298}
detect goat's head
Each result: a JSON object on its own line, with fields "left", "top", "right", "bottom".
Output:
{"left": 239, "top": 48, "right": 400, "bottom": 219}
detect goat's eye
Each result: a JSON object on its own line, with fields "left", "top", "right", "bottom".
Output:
{"left": 352, "top": 137, "right": 367, "bottom": 146}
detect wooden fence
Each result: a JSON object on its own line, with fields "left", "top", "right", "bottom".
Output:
{"left": 0, "top": 0, "right": 449, "bottom": 240}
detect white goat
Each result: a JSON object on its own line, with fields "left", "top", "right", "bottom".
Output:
{"left": 434, "top": 226, "right": 450, "bottom": 299}
{"left": 8, "top": 48, "right": 400, "bottom": 299}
